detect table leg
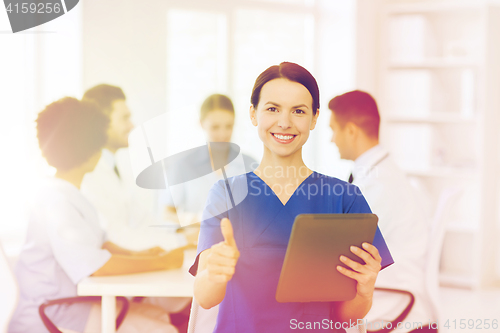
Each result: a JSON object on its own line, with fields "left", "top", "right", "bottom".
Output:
{"left": 101, "top": 295, "right": 117, "bottom": 333}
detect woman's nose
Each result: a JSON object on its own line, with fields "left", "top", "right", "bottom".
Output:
{"left": 277, "top": 112, "right": 291, "bottom": 129}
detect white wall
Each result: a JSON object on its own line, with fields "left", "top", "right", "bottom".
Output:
{"left": 82, "top": 0, "right": 168, "bottom": 125}
{"left": 0, "top": 5, "right": 83, "bottom": 255}
{"left": 81, "top": 0, "right": 358, "bottom": 179}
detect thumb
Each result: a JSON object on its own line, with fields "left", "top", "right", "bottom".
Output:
{"left": 221, "top": 218, "right": 237, "bottom": 248}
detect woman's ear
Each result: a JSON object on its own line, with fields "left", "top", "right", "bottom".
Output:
{"left": 250, "top": 105, "right": 258, "bottom": 126}
{"left": 310, "top": 109, "right": 320, "bottom": 130}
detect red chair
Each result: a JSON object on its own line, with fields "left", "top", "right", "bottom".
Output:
{"left": 39, "top": 296, "right": 129, "bottom": 333}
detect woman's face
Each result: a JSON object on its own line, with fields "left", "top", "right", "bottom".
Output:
{"left": 200, "top": 109, "right": 235, "bottom": 142}
{"left": 250, "top": 78, "right": 319, "bottom": 158}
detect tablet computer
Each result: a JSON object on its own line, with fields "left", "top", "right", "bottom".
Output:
{"left": 275, "top": 214, "right": 378, "bottom": 303}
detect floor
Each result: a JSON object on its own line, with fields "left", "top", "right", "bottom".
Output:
{"left": 439, "top": 287, "right": 500, "bottom": 332}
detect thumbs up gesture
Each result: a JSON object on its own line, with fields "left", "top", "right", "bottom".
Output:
{"left": 206, "top": 218, "right": 240, "bottom": 283}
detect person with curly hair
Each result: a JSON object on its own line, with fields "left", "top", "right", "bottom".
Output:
{"left": 9, "top": 97, "right": 180, "bottom": 333}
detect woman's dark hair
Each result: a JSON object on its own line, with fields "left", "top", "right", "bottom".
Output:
{"left": 250, "top": 62, "right": 319, "bottom": 115}
{"left": 36, "top": 97, "right": 110, "bottom": 172}
{"left": 200, "top": 94, "right": 235, "bottom": 121}
{"left": 82, "top": 84, "right": 126, "bottom": 115}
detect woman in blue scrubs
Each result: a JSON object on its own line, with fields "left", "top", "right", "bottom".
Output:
{"left": 190, "top": 62, "right": 393, "bottom": 333}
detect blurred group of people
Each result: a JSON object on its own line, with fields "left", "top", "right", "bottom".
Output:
{"left": 8, "top": 65, "right": 434, "bottom": 332}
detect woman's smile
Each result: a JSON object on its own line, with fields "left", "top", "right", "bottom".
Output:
{"left": 271, "top": 132, "right": 297, "bottom": 144}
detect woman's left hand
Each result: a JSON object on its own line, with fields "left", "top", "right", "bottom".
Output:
{"left": 336, "top": 242, "right": 382, "bottom": 299}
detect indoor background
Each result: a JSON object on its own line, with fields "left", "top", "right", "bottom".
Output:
{"left": 1, "top": 0, "right": 500, "bottom": 331}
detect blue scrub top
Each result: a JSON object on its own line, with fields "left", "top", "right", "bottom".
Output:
{"left": 190, "top": 171, "right": 393, "bottom": 333}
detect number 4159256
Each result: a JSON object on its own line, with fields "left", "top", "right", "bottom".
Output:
{"left": 444, "top": 319, "right": 498, "bottom": 330}
{"left": 6, "top": 3, "right": 62, "bottom": 14}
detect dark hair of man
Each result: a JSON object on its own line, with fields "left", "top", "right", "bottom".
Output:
{"left": 250, "top": 62, "right": 320, "bottom": 115}
{"left": 200, "top": 94, "right": 235, "bottom": 121}
{"left": 328, "top": 90, "right": 380, "bottom": 139}
{"left": 36, "top": 97, "right": 109, "bottom": 172}
{"left": 82, "top": 84, "right": 126, "bottom": 115}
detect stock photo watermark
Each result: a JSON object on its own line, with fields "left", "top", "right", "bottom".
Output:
{"left": 3, "top": 0, "right": 80, "bottom": 33}
{"left": 249, "top": 176, "right": 364, "bottom": 200}
{"left": 289, "top": 318, "right": 499, "bottom": 331}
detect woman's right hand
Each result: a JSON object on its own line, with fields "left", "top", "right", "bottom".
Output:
{"left": 206, "top": 218, "right": 240, "bottom": 283}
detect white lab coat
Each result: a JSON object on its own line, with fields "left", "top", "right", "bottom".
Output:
{"left": 81, "top": 149, "right": 184, "bottom": 251}
{"left": 9, "top": 177, "right": 111, "bottom": 333}
{"left": 352, "top": 145, "right": 433, "bottom": 332}
{"left": 81, "top": 149, "right": 191, "bottom": 314}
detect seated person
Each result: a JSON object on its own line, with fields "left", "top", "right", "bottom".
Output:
{"left": 81, "top": 85, "right": 192, "bottom": 329}
{"left": 8, "top": 97, "right": 181, "bottom": 333}
{"left": 161, "top": 94, "right": 257, "bottom": 332}
{"left": 81, "top": 84, "right": 185, "bottom": 252}
{"left": 328, "top": 90, "right": 432, "bottom": 332}
{"left": 163, "top": 93, "right": 257, "bottom": 225}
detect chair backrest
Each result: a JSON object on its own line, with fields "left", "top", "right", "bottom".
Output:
{"left": 0, "top": 242, "right": 19, "bottom": 333}
{"left": 187, "top": 299, "right": 218, "bottom": 333}
{"left": 424, "top": 187, "right": 461, "bottom": 324}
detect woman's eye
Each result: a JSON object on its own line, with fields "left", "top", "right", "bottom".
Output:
{"left": 267, "top": 107, "right": 277, "bottom": 112}
{"left": 294, "top": 109, "right": 305, "bottom": 114}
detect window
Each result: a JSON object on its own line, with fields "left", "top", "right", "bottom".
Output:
{"left": 165, "top": 0, "right": 357, "bottom": 177}
{"left": 0, "top": 7, "right": 83, "bottom": 255}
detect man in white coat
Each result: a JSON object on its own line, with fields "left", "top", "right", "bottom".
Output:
{"left": 81, "top": 84, "right": 191, "bottom": 331}
{"left": 81, "top": 84, "right": 186, "bottom": 252}
{"left": 328, "top": 90, "right": 434, "bottom": 333}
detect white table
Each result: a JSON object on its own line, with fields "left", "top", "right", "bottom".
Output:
{"left": 77, "top": 250, "right": 196, "bottom": 333}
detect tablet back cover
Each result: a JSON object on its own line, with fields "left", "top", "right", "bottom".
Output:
{"left": 275, "top": 214, "right": 378, "bottom": 303}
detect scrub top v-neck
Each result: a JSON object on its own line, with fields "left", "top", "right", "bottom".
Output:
{"left": 190, "top": 171, "right": 393, "bottom": 333}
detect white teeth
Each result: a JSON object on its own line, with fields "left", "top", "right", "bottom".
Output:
{"left": 274, "top": 134, "right": 294, "bottom": 140}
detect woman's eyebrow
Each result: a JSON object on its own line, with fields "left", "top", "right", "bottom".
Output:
{"left": 265, "top": 102, "right": 309, "bottom": 109}
{"left": 265, "top": 102, "right": 281, "bottom": 107}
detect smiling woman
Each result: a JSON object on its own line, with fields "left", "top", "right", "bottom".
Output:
{"left": 190, "top": 62, "right": 393, "bottom": 333}
{"left": 250, "top": 78, "right": 318, "bottom": 173}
